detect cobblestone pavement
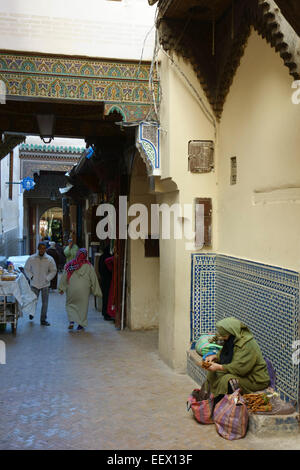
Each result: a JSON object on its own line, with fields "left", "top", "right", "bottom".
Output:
{"left": 0, "top": 289, "right": 299, "bottom": 451}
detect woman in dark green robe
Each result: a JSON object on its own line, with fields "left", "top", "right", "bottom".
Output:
{"left": 206, "top": 317, "right": 270, "bottom": 398}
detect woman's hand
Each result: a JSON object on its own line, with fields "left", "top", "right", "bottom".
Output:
{"left": 207, "top": 362, "right": 224, "bottom": 372}
{"left": 205, "top": 354, "right": 217, "bottom": 363}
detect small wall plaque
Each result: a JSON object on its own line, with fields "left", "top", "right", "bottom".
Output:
{"left": 188, "top": 140, "right": 214, "bottom": 173}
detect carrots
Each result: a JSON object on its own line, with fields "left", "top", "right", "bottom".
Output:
{"left": 201, "top": 360, "right": 212, "bottom": 370}
{"left": 243, "top": 393, "right": 272, "bottom": 412}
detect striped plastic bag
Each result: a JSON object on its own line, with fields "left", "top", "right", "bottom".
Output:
{"left": 213, "top": 389, "right": 249, "bottom": 440}
{"left": 187, "top": 385, "right": 214, "bottom": 425}
{"left": 195, "top": 334, "right": 222, "bottom": 357}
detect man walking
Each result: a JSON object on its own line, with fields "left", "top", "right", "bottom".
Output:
{"left": 64, "top": 238, "right": 79, "bottom": 264}
{"left": 24, "top": 242, "right": 57, "bottom": 326}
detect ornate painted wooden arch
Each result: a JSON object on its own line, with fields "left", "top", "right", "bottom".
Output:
{"left": 0, "top": 51, "right": 159, "bottom": 122}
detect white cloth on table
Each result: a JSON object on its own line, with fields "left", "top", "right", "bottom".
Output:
{"left": 0, "top": 273, "right": 37, "bottom": 316}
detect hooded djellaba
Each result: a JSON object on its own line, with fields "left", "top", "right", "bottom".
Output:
{"left": 206, "top": 317, "right": 270, "bottom": 397}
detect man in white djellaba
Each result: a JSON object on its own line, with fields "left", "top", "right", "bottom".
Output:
{"left": 24, "top": 242, "right": 57, "bottom": 326}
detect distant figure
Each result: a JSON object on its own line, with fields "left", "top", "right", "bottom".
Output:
{"left": 55, "top": 243, "right": 66, "bottom": 272}
{"left": 98, "top": 245, "right": 113, "bottom": 321}
{"left": 58, "top": 248, "right": 101, "bottom": 331}
{"left": 24, "top": 242, "right": 57, "bottom": 326}
{"left": 42, "top": 236, "right": 50, "bottom": 249}
{"left": 46, "top": 241, "right": 60, "bottom": 290}
{"left": 105, "top": 255, "right": 115, "bottom": 320}
{"left": 64, "top": 238, "right": 79, "bottom": 264}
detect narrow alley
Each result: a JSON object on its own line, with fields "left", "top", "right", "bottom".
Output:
{"left": 1, "top": 0, "right": 300, "bottom": 455}
{"left": 0, "top": 290, "right": 299, "bottom": 451}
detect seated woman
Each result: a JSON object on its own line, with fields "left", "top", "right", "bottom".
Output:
{"left": 205, "top": 317, "right": 270, "bottom": 405}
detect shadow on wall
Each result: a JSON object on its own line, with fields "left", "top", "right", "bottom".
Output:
{"left": 0, "top": 228, "right": 23, "bottom": 259}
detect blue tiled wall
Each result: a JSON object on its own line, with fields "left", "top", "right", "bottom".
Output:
{"left": 190, "top": 253, "right": 300, "bottom": 403}
{"left": 190, "top": 254, "right": 216, "bottom": 344}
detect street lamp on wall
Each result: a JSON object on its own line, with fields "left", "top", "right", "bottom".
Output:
{"left": 36, "top": 114, "right": 55, "bottom": 144}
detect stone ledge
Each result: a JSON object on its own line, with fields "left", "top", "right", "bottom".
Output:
{"left": 248, "top": 412, "right": 300, "bottom": 436}
{"left": 187, "top": 349, "right": 300, "bottom": 436}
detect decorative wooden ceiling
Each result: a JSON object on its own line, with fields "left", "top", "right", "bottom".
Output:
{"left": 151, "top": 0, "right": 300, "bottom": 119}
{"left": 0, "top": 51, "right": 158, "bottom": 123}
{"left": 0, "top": 99, "right": 123, "bottom": 139}
{"left": 0, "top": 51, "right": 158, "bottom": 157}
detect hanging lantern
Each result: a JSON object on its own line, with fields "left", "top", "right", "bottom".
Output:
{"left": 36, "top": 114, "right": 55, "bottom": 144}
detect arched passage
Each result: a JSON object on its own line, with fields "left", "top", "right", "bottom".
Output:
{"left": 39, "top": 206, "right": 63, "bottom": 244}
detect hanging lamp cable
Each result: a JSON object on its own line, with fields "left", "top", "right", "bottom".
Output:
{"left": 212, "top": 11, "right": 215, "bottom": 56}
{"left": 159, "top": 46, "right": 217, "bottom": 138}
{"left": 231, "top": 0, "right": 235, "bottom": 40}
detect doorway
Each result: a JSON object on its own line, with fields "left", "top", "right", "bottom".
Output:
{"left": 39, "top": 207, "right": 63, "bottom": 244}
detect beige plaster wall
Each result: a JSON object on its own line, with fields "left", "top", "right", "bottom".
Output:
{"left": 127, "top": 155, "right": 159, "bottom": 330}
{"left": 218, "top": 28, "right": 300, "bottom": 271}
{"left": 159, "top": 52, "right": 217, "bottom": 197}
{"left": 127, "top": 26, "right": 300, "bottom": 372}
{"left": 156, "top": 26, "right": 300, "bottom": 372}
{"left": 157, "top": 51, "right": 217, "bottom": 371}
{"left": 157, "top": 191, "right": 177, "bottom": 369}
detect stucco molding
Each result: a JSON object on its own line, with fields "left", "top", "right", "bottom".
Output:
{"left": 136, "top": 122, "right": 161, "bottom": 176}
{"left": 19, "top": 143, "right": 84, "bottom": 162}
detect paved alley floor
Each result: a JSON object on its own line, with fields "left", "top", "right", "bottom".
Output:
{"left": 0, "top": 289, "right": 299, "bottom": 451}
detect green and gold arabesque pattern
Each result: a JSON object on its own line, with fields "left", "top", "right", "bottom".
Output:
{"left": 19, "top": 143, "right": 85, "bottom": 155}
{"left": 0, "top": 53, "right": 159, "bottom": 122}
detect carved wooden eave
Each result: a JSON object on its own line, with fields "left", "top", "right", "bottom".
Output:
{"left": 0, "top": 133, "right": 25, "bottom": 159}
{"left": 155, "top": 0, "right": 300, "bottom": 120}
{"left": 274, "top": 0, "right": 300, "bottom": 38}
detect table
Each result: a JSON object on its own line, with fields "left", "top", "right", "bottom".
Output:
{"left": 0, "top": 272, "right": 37, "bottom": 317}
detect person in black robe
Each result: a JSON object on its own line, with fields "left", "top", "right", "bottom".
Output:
{"left": 98, "top": 245, "right": 113, "bottom": 321}
{"left": 46, "top": 242, "right": 60, "bottom": 289}
{"left": 55, "top": 243, "right": 66, "bottom": 272}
